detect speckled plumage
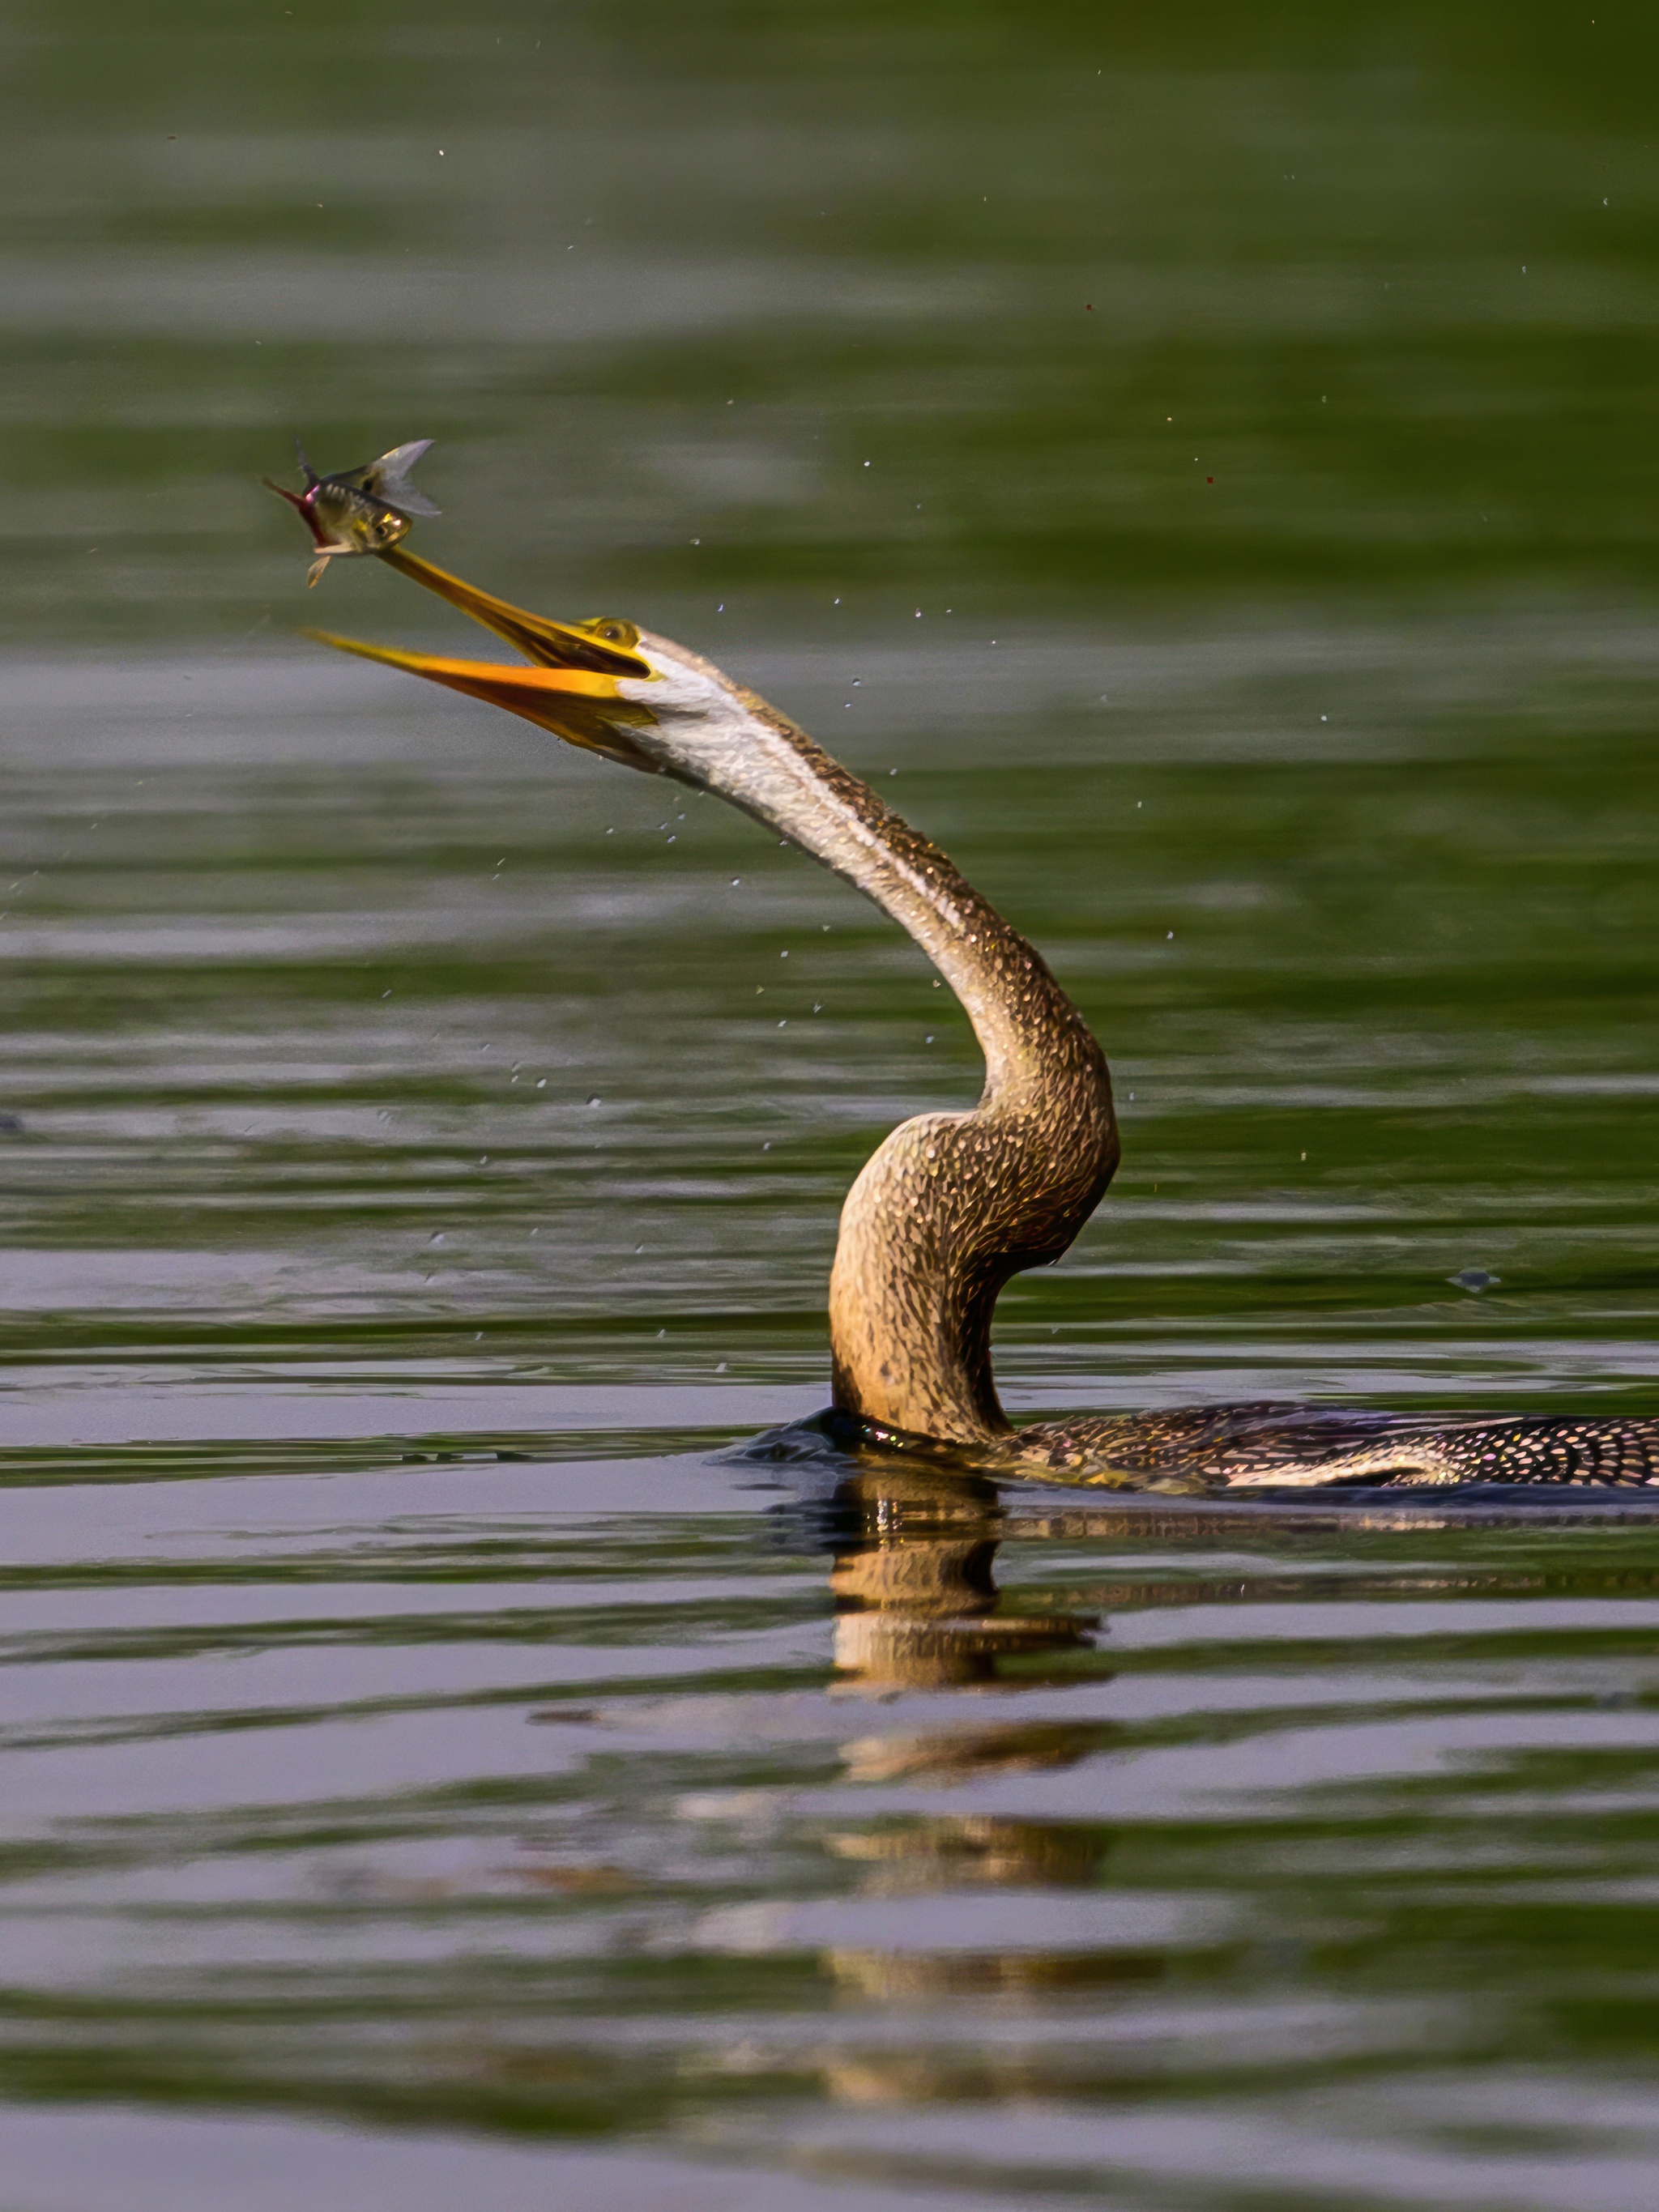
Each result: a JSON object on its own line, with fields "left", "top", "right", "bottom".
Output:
{"left": 330, "top": 550, "right": 1659, "bottom": 1492}
{"left": 1010, "top": 1402, "right": 1659, "bottom": 1489}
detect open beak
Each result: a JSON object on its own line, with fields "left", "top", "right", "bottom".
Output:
{"left": 302, "top": 546, "right": 663, "bottom": 769}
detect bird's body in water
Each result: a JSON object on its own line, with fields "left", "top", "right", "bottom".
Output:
{"left": 279, "top": 509, "right": 1659, "bottom": 1490}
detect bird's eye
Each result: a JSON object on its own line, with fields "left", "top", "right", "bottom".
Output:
{"left": 580, "top": 616, "right": 640, "bottom": 649}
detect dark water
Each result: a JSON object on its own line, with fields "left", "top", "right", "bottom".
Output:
{"left": 4, "top": 4, "right": 1659, "bottom": 2206}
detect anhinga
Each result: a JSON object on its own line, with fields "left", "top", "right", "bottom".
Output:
{"left": 304, "top": 544, "right": 1658, "bottom": 1490}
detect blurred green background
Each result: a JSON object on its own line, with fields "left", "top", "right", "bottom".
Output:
{"left": 9, "top": 0, "right": 1659, "bottom": 634}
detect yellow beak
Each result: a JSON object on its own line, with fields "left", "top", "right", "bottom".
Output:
{"left": 303, "top": 545, "right": 661, "bottom": 765}
{"left": 304, "top": 628, "right": 630, "bottom": 733}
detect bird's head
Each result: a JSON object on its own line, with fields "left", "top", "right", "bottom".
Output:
{"left": 306, "top": 547, "right": 776, "bottom": 789}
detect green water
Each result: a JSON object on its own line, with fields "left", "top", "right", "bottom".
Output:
{"left": 3, "top": 3, "right": 1659, "bottom": 2206}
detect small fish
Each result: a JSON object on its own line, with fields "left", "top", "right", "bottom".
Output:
{"left": 263, "top": 439, "right": 440, "bottom": 586}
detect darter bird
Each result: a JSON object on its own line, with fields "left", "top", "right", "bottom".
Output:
{"left": 292, "top": 534, "right": 1659, "bottom": 1492}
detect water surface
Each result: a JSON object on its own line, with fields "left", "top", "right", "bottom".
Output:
{"left": 3, "top": 3, "right": 1659, "bottom": 2206}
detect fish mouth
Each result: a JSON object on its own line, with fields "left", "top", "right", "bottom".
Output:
{"left": 262, "top": 479, "right": 330, "bottom": 548}
{"left": 302, "top": 546, "right": 663, "bottom": 770}
{"left": 262, "top": 479, "right": 358, "bottom": 585}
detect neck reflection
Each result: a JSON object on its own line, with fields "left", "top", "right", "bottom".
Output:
{"left": 817, "top": 1470, "right": 1138, "bottom": 2025}
{"left": 829, "top": 1466, "right": 1093, "bottom": 1694}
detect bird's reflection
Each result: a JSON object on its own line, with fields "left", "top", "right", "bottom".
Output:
{"left": 814, "top": 1468, "right": 1153, "bottom": 2027}
{"left": 827, "top": 1467, "right": 1094, "bottom": 1698}
{"left": 828, "top": 1815, "right": 1109, "bottom": 1890}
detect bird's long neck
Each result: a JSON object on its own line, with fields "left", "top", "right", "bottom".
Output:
{"left": 650, "top": 636, "right": 1120, "bottom": 1444}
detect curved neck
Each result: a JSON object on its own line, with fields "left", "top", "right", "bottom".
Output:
{"left": 645, "top": 634, "right": 1121, "bottom": 1443}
